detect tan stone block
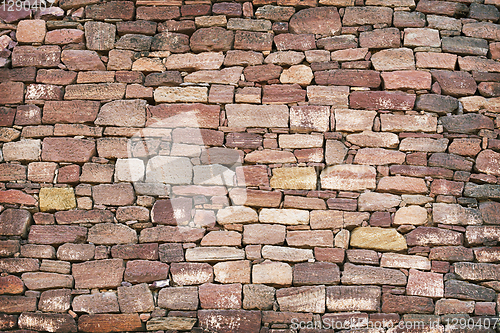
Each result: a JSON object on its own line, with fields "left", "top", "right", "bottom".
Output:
{"left": 39, "top": 188, "right": 76, "bottom": 212}
{"left": 166, "top": 52, "right": 224, "bottom": 71}
{"left": 154, "top": 86, "right": 208, "bottom": 103}
{"left": 334, "top": 109, "right": 376, "bottom": 132}
{"left": 380, "top": 114, "right": 437, "bottom": 132}
{"left": 350, "top": 227, "right": 407, "bottom": 252}
{"left": 252, "top": 261, "right": 292, "bottom": 286}
{"left": 381, "top": 253, "right": 431, "bottom": 270}
{"left": 416, "top": 52, "right": 457, "bottom": 70}
{"left": 346, "top": 131, "right": 399, "bottom": 148}
{"left": 378, "top": 175, "right": 428, "bottom": 194}
{"left": 259, "top": 208, "right": 309, "bottom": 225}
{"left": 280, "top": 65, "right": 313, "bottom": 86}
{"left": 262, "top": 245, "right": 314, "bottom": 262}
{"left": 270, "top": 167, "right": 317, "bottom": 190}
{"left": 17, "top": 20, "right": 46, "bottom": 43}
{"left": 307, "top": 86, "right": 349, "bottom": 107}
{"left": 393, "top": 205, "right": 428, "bottom": 226}
{"left": 371, "top": 48, "right": 415, "bottom": 71}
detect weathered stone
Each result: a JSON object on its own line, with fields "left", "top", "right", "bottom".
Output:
{"left": 287, "top": 230, "right": 334, "bottom": 248}
{"left": 92, "top": 183, "right": 135, "bottom": 206}
{"left": 38, "top": 289, "right": 71, "bottom": 313}
{"left": 0, "top": 275, "right": 24, "bottom": 294}
{"left": 445, "top": 279, "right": 496, "bottom": 301}
{"left": 325, "top": 140, "right": 348, "bottom": 165}
{"left": 431, "top": 70, "right": 477, "bottom": 97}
{"left": 343, "top": 6, "right": 393, "bottom": 26}
{"left": 407, "top": 227, "right": 462, "bottom": 246}
{"left": 381, "top": 293, "right": 434, "bottom": 314}
{"left": 381, "top": 253, "right": 430, "bottom": 271}
{"left": 61, "top": 50, "right": 105, "bottom": 71}
{"left": 234, "top": 31, "right": 273, "bottom": 51}
{"left": 280, "top": 65, "right": 313, "bottom": 86}
{"left": 185, "top": 247, "right": 245, "bottom": 262}
{"left": 262, "top": 245, "right": 313, "bottom": 263}
{"left": 433, "top": 203, "right": 482, "bottom": 226}
{"left": 326, "top": 286, "right": 381, "bottom": 312}
{"left": 158, "top": 286, "right": 198, "bottom": 310}
{"left": 406, "top": 269, "right": 444, "bottom": 298}
{"left": 416, "top": 52, "right": 457, "bottom": 71}
{"left": 360, "top": 28, "right": 401, "bottom": 49}
{"left": 354, "top": 148, "right": 405, "bottom": 165}
{"left": 199, "top": 283, "right": 242, "bottom": 309}
{"left": 72, "top": 259, "right": 125, "bottom": 289}
{"left": 0, "top": 209, "right": 30, "bottom": 237}
{"left": 476, "top": 150, "right": 500, "bottom": 176}
{"left": 277, "top": 286, "right": 325, "bottom": 313}
{"left": 57, "top": 243, "right": 95, "bottom": 262}
{"left": 314, "top": 69, "right": 381, "bottom": 88}
{"left": 350, "top": 227, "right": 407, "bottom": 252}
{"left": 259, "top": 208, "right": 308, "bottom": 225}
{"left": 85, "top": 1, "right": 134, "bottom": 20}
{"left": 87, "top": 223, "right": 137, "bottom": 246}
{"left": 350, "top": 91, "right": 416, "bottom": 111}
{"left": 381, "top": 114, "right": 437, "bottom": 133}
{"left": 262, "top": 84, "right": 306, "bottom": 104}
{"left": 428, "top": 153, "right": 473, "bottom": 172}
{"left": 45, "top": 29, "right": 85, "bottom": 45}
{"left": 346, "top": 131, "right": 399, "bottom": 148}
{"left": 117, "top": 283, "right": 154, "bottom": 313}
{"left": 435, "top": 299, "right": 475, "bottom": 315}
{"left": 358, "top": 192, "right": 401, "bottom": 212}
{"left": 12, "top": 45, "right": 61, "bottom": 68}
{"left": 320, "top": 165, "right": 376, "bottom": 191}
{"left": 201, "top": 230, "right": 241, "bottom": 246}
{"left": 139, "top": 226, "right": 205, "bottom": 243}
{"left": 371, "top": 48, "right": 415, "bottom": 71}
{"left": 78, "top": 314, "right": 142, "bottom": 333}
{"left": 21, "top": 272, "right": 73, "bottom": 290}
{"left": 252, "top": 261, "right": 292, "bottom": 286}
{"left": 170, "top": 262, "right": 213, "bottom": 286}
{"left": 0, "top": 295, "right": 37, "bottom": 313}
{"left": 166, "top": 52, "right": 224, "bottom": 71}
{"left": 95, "top": 99, "right": 146, "bottom": 127}
{"left": 289, "top": 7, "right": 341, "bottom": 36}
{"left": 400, "top": 138, "right": 449, "bottom": 153}
{"left": 243, "top": 224, "right": 286, "bottom": 245}
{"left": 382, "top": 70, "right": 432, "bottom": 90}
{"left": 464, "top": 183, "right": 500, "bottom": 199}
{"left": 342, "top": 263, "right": 407, "bottom": 285}
{"left": 293, "top": 262, "right": 340, "bottom": 286}
{"left": 146, "top": 317, "right": 196, "bottom": 331}
{"left": 243, "top": 284, "right": 275, "bottom": 310}
{"left": 453, "top": 262, "right": 500, "bottom": 281}
{"left": 198, "top": 310, "right": 261, "bottom": 333}
{"left": 18, "top": 313, "right": 76, "bottom": 333}
{"left": 226, "top": 104, "right": 288, "bottom": 128}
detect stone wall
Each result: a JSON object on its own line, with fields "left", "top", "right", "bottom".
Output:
{"left": 1, "top": 0, "right": 500, "bottom": 331}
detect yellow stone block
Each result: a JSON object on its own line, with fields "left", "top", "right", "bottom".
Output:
{"left": 39, "top": 187, "right": 77, "bottom": 212}
{"left": 270, "top": 167, "right": 317, "bottom": 190}
{"left": 350, "top": 227, "right": 407, "bottom": 252}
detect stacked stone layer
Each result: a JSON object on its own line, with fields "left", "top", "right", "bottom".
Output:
{"left": 1, "top": 0, "right": 500, "bottom": 331}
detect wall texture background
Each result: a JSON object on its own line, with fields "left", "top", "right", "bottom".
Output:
{"left": 1, "top": 0, "right": 500, "bottom": 331}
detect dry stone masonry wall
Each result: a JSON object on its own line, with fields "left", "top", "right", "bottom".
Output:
{"left": 1, "top": 0, "right": 500, "bottom": 331}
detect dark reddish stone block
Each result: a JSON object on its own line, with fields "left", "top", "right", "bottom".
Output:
{"left": 234, "top": 31, "right": 273, "bottom": 52}
{"left": 350, "top": 91, "right": 416, "bottom": 110}
{"left": 15, "top": 105, "right": 41, "bottom": 126}
{"left": 159, "top": 243, "right": 184, "bottom": 263}
{"left": 198, "top": 310, "right": 261, "bottom": 333}
{"left": 0, "top": 190, "right": 37, "bottom": 206}
{"left": 262, "top": 84, "right": 306, "bottom": 104}
{"left": 0, "top": 81, "right": 24, "bottom": 104}
{"left": 428, "top": 153, "right": 473, "bottom": 171}
{"left": 473, "top": 71, "right": 500, "bottom": 82}
{"left": 274, "top": 33, "right": 316, "bottom": 51}
{"left": 445, "top": 279, "right": 496, "bottom": 301}
{"left": 289, "top": 7, "right": 341, "bottom": 36}
{"left": 314, "top": 247, "right": 345, "bottom": 263}
{"left": 199, "top": 283, "right": 242, "bottom": 309}
{"left": 115, "top": 71, "right": 145, "bottom": 84}
{"left": 181, "top": 4, "right": 211, "bottom": 17}
{"left": 12, "top": 46, "right": 61, "bottom": 68}
{"left": 415, "top": 94, "right": 458, "bottom": 115}
{"left": 212, "top": 2, "right": 242, "bottom": 17}
{"left": 0, "top": 5, "right": 30, "bottom": 23}
{"left": 136, "top": 6, "right": 180, "bottom": 21}
{"left": 406, "top": 226, "right": 463, "bottom": 247}
{"left": 116, "top": 20, "right": 157, "bottom": 36}
{"left": 0, "top": 240, "right": 20, "bottom": 258}
{"left": 431, "top": 260, "right": 450, "bottom": 273}
{"left": 316, "top": 35, "right": 358, "bottom": 51}
{"left": 478, "top": 82, "right": 500, "bottom": 97}
{"left": 244, "top": 64, "right": 282, "bottom": 82}
{"left": 158, "top": 20, "right": 196, "bottom": 34}
{"left": 236, "top": 165, "right": 269, "bottom": 187}
{"left": 430, "top": 179, "right": 464, "bottom": 196}
{"left": 0, "top": 208, "right": 31, "bottom": 237}
{"left": 226, "top": 133, "right": 263, "bottom": 149}
{"left": 314, "top": 69, "right": 381, "bottom": 88}
{"left": 429, "top": 246, "right": 474, "bottom": 262}
{"left": 42, "top": 100, "right": 100, "bottom": 124}
{"left": 369, "top": 212, "right": 392, "bottom": 227}
{"left": 42, "top": 137, "right": 95, "bottom": 163}
{"left": 310, "top": 61, "right": 340, "bottom": 71}
{"left": 416, "top": 0, "right": 469, "bottom": 17}
{"left": 293, "top": 262, "right": 340, "bottom": 286}
{"left": 112, "top": 243, "right": 159, "bottom": 260}
{"left": 0, "top": 313, "right": 17, "bottom": 330}
{"left": 124, "top": 259, "right": 169, "bottom": 283}
{"left": 57, "top": 164, "right": 80, "bottom": 184}
{"left": 0, "top": 67, "right": 37, "bottom": 83}
{"left": 28, "top": 225, "right": 87, "bottom": 245}
{"left": 479, "top": 201, "right": 500, "bottom": 225}
{"left": 151, "top": 198, "right": 193, "bottom": 225}
{"left": 0, "top": 107, "right": 15, "bottom": 126}
{"left": 54, "top": 210, "right": 114, "bottom": 224}
{"left": 360, "top": 28, "right": 401, "bottom": 49}
{"left": 78, "top": 314, "right": 143, "bottom": 333}
{"left": 381, "top": 293, "right": 434, "bottom": 314}
{"left": 0, "top": 275, "right": 24, "bottom": 295}
{"left": 85, "top": 1, "right": 135, "bottom": 20}
{"left": 326, "top": 198, "right": 357, "bottom": 211}
{"left": 0, "top": 163, "right": 26, "bottom": 182}
{"left": 190, "top": 27, "right": 234, "bottom": 53}
{"left": 145, "top": 71, "right": 182, "bottom": 86}
{"left": 0, "top": 296, "right": 37, "bottom": 314}
{"left": 431, "top": 70, "right": 477, "bottom": 97}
